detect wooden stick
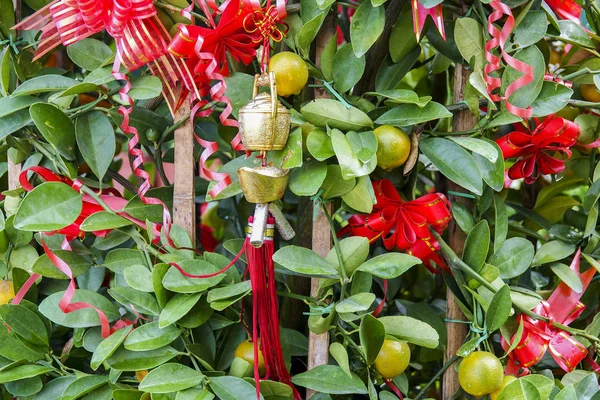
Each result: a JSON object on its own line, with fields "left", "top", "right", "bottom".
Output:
{"left": 306, "top": 11, "right": 336, "bottom": 400}
{"left": 172, "top": 98, "right": 196, "bottom": 242}
{"left": 442, "top": 64, "right": 476, "bottom": 399}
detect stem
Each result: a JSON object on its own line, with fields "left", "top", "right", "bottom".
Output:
{"left": 321, "top": 203, "right": 349, "bottom": 300}
{"left": 158, "top": 112, "right": 192, "bottom": 147}
{"left": 145, "top": 145, "right": 170, "bottom": 186}
{"left": 414, "top": 355, "right": 459, "bottom": 400}
{"left": 80, "top": 186, "right": 115, "bottom": 213}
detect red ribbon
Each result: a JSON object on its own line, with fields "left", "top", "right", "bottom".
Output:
{"left": 496, "top": 115, "right": 580, "bottom": 183}
{"left": 485, "top": 0, "right": 534, "bottom": 118}
{"left": 411, "top": 0, "right": 445, "bottom": 42}
{"left": 503, "top": 249, "right": 596, "bottom": 373}
{"left": 340, "top": 179, "right": 452, "bottom": 273}
{"left": 546, "top": 0, "right": 581, "bottom": 23}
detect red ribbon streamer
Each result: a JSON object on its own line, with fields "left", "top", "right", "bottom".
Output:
{"left": 503, "top": 249, "right": 596, "bottom": 373}
{"left": 339, "top": 179, "right": 452, "bottom": 273}
{"left": 485, "top": 0, "right": 534, "bottom": 118}
{"left": 411, "top": 0, "right": 445, "bottom": 42}
{"left": 496, "top": 115, "right": 580, "bottom": 183}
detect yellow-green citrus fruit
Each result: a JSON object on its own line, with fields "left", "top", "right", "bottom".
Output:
{"left": 136, "top": 370, "right": 148, "bottom": 382}
{"left": 374, "top": 339, "right": 411, "bottom": 379}
{"left": 581, "top": 84, "right": 600, "bottom": 102}
{"left": 458, "top": 351, "right": 504, "bottom": 397}
{"left": 0, "top": 281, "right": 15, "bottom": 305}
{"left": 374, "top": 125, "right": 411, "bottom": 172}
{"left": 235, "top": 339, "right": 265, "bottom": 375}
{"left": 490, "top": 375, "right": 518, "bottom": 400}
{"left": 268, "top": 52, "right": 309, "bottom": 97}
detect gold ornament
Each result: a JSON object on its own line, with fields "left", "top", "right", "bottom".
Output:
{"left": 238, "top": 166, "right": 289, "bottom": 204}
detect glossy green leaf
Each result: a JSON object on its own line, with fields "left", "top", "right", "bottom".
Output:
{"left": 159, "top": 293, "right": 202, "bottom": 328}
{"left": 14, "top": 182, "right": 82, "bottom": 231}
{"left": 329, "top": 343, "right": 352, "bottom": 377}
{"left": 502, "top": 46, "right": 545, "bottom": 110}
{"left": 497, "top": 378, "right": 541, "bottom": 400}
{"left": 39, "top": 289, "right": 120, "bottom": 327}
{"left": 332, "top": 44, "right": 366, "bottom": 93}
{"left": 454, "top": 17, "right": 485, "bottom": 69}
{"left": 531, "top": 82, "right": 573, "bottom": 117}
{"left": 532, "top": 241, "right": 576, "bottom": 266}
{"left": 12, "top": 75, "right": 78, "bottom": 96}
{"left": 388, "top": 7, "right": 417, "bottom": 63}
{"left": 129, "top": 75, "right": 163, "bottom": 100}
{"left": 107, "top": 346, "right": 180, "bottom": 371}
{"left": 485, "top": 285, "right": 511, "bottom": 332}
{"left": 331, "top": 129, "right": 377, "bottom": 179}
{"left": 0, "top": 364, "right": 53, "bottom": 384}
{"left": 325, "top": 236, "right": 370, "bottom": 276}
{"left": 549, "top": 262, "right": 583, "bottom": 293}
{"left": 90, "top": 326, "right": 132, "bottom": 370}
{"left": 32, "top": 250, "right": 91, "bottom": 279}
{"left": 301, "top": 99, "right": 373, "bottom": 131}
{"left": 490, "top": 238, "right": 535, "bottom": 279}
{"left": 124, "top": 322, "right": 181, "bottom": 351}
{"left": 359, "top": 314, "right": 385, "bottom": 364}
{"left": 81, "top": 212, "right": 132, "bottom": 231}
{"left": 350, "top": 0, "right": 384, "bottom": 58}
{"left": 548, "top": 20, "right": 595, "bottom": 48}
{"left": 378, "top": 316, "right": 439, "bottom": 348}
{"left": 30, "top": 103, "right": 76, "bottom": 160}
{"left": 62, "top": 375, "right": 109, "bottom": 400}
{"left": 0, "top": 96, "right": 37, "bottom": 140}
{"left": 420, "top": 138, "right": 483, "bottom": 195}
{"left": 162, "top": 260, "right": 225, "bottom": 293}
{"left": 374, "top": 49, "right": 420, "bottom": 92}
{"left": 138, "top": 363, "right": 204, "bottom": 393}
{"left": 0, "top": 304, "right": 48, "bottom": 347}
{"left": 375, "top": 102, "right": 451, "bottom": 127}
{"left": 108, "top": 287, "right": 160, "bottom": 316}
{"left": 75, "top": 111, "right": 115, "bottom": 181}
{"left": 124, "top": 265, "right": 154, "bottom": 292}
{"left": 356, "top": 253, "right": 420, "bottom": 279}
{"left": 336, "top": 293, "right": 376, "bottom": 313}
{"left": 102, "top": 249, "right": 146, "bottom": 274}
{"left": 342, "top": 175, "right": 374, "bottom": 213}
{"left": 306, "top": 129, "right": 335, "bottom": 161}
{"left": 463, "top": 220, "right": 490, "bottom": 273}
{"left": 513, "top": 11, "right": 548, "bottom": 48}
{"left": 210, "top": 376, "right": 265, "bottom": 400}
{"left": 289, "top": 160, "right": 328, "bottom": 196}
{"left": 67, "top": 38, "right": 113, "bottom": 70}
{"left": 273, "top": 245, "right": 339, "bottom": 278}
{"left": 292, "top": 365, "right": 368, "bottom": 394}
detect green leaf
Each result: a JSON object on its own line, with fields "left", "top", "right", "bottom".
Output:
{"left": 374, "top": 49, "right": 420, "bottom": 92}
{"left": 356, "top": 253, "right": 421, "bottom": 279}
{"left": 532, "top": 241, "right": 576, "bottom": 266}
{"left": 0, "top": 304, "right": 48, "bottom": 347}
{"left": 320, "top": 33, "right": 338, "bottom": 82}
{"left": 502, "top": 46, "right": 545, "bottom": 110}
{"left": 102, "top": 249, "right": 146, "bottom": 274}
{"left": 420, "top": 138, "right": 483, "bottom": 195}
{"left": 207, "top": 281, "right": 251, "bottom": 303}
{"left": 128, "top": 75, "right": 162, "bottom": 100}
{"left": 176, "top": 388, "right": 215, "bottom": 400}
{"left": 485, "top": 285, "right": 511, "bottom": 332}
{"left": 378, "top": 316, "right": 439, "bottom": 348}
{"left": 159, "top": 293, "right": 202, "bottom": 328}
{"left": 273, "top": 245, "right": 339, "bottom": 278}
{"left": 389, "top": 7, "right": 417, "bottom": 64}
{"left": 554, "top": 384, "right": 576, "bottom": 400}
{"left": 107, "top": 346, "right": 180, "bottom": 371}
{"left": 342, "top": 175, "right": 374, "bottom": 213}
{"left": 12, "top": 75, "right": 78, "bottom": 96}
{"left": 336, "top": 293, "right": 376, "bottom": 313}
{"left": 325, "top": 236, "right": 370, "bottom": 276}
{"left": 531, "top": 82, "right": 573, "bottom": 117}
{"left": 224, "top": 73, "right": 255, "bottom": 118}
{"left": 123, "top": 265, "right": 154, "bottom": 292}
{"left": 306, "top": 129, "right": 334, "bottom": 161}
{"left": 292, "top": 365, "right": 368, "bottom": 394}
{"left": 497, "top": 378, "right": 541, "bottom": 400}
{"left": 81, "top": 212, "right": 132, "bottom": 231}
{"left": 30, "top": 103, "right": 76, "bottom": 160}
{"left": 350, "top": 0, "right": 384, "bottom": 58}
{"left": 329, "top": 343, "right": 352, "bottom": 377}
{"left": 0, "top": 96, "right": 37, "bottom": 140}
{"left": 297, "top": 11, "right": 327, "bottom": 58}
{"left": 33, "top": 376, "right": 77, "bottom": 400}
{"left": 289, "top": 160, "right": 328, "bottom": 196}
{"left": 90, "top": 326, "right": 132, "bottom": 370}
{"left": 138, "top": 363, "right": 204, "bottom": 393}
{"left": 0, "top": 325, "right": 44, "bottom": 362}
{"left": 521, "top": 375, "right": 554, "bottom": 399}
{"left": 332, "top": 43, "right": 366, "bottom": 93}
{"left": 473, "top": 140, "right": 505, "bottom": 192}
{"left": 0, "top": 364, "right": 53, "bottom": 384}
{"left": 454, "top": 17, "right": 485, "bottom": 69}
{"left": 75, "top": 111, "right": 115, "bottom": 181}
{"left": 14, "top": 182, "right": 82, "bottom": 231}
{"left": 67, "top": 38, "right": 113, "bottom": 70}
{"left": 0, "top": 0, "right": 15, "bottom": 39}
{"left": 210, "top": 376, "right": 265, "bottom": 400}
{"left": 301, "top": 99, "right": 373, "bottom": 131}
{"left": 161, "top": 260, "right": 225, "bottom": 293}
{"left": 108, "top": 287, "right": 160, "bottom": 316}
{"left": 548, "top": 20, "right": 595, "bottom": 48}
{"left": 39, "top": 289, "right": 120, "bottom": 327}
{"left": 360, "top": 314, "right": 385, "bottom": 364}
{"left": 0, "top": 47, "right": 10, "bottom": 97}
{"left": 331, "top": 129, "right": 377, "bottom": 179}
{"left": 550, "top": 262, "right": 583, "bottom": 293}
{"left": 32, "top": 250, "right": 91, "bottom": 279}
{"left": 490, "top": 238, "right": 535, "bottom": 279}
{"left": 62, "top": 375, "right": 109, "bottom": 400}
{"left": 512, "top": 11, "right": 548, "bottom": 48}
{"left": 452, "top": 202, "right": 475, "bottom": 234}
{"left": 449, "top": 137, "right": 498, "bottom": 163}
{"left": 124, "top": 322, "right": 181, "bottom": 352}
{"left": 463, "top": 220, "right": 490, "bottom": 273}
{"left": 269, "top": 127, "right": 303, "bottom": 169}
{"left": 320, "top": 165, "right": 356, "bottom": 199}
{"left": 494, "top": 196, "right": 508, "bottom": 253}
{"left": 375, "top": 102, "right": 452, "bottom": 127}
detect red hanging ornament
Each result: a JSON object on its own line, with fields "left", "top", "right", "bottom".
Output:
{"left": 502, "top": 249, "right": 596, "bottom": 374}
{"left": 411, "top": 0, "right": 445, "bottom": 41}
{"left": 340, "top": 179, "right": 452, "bottom": 273}
{"left": 496, "top": 115, "right": 580, "bottom": 183}
{"left": 546, "top": 0, "right": 581, "bottom": 23}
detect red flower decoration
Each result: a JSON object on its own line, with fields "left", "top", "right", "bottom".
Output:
{"left": 496, "top": 115, "right": 580, "bottom": 184}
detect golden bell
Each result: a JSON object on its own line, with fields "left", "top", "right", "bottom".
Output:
{"left": 238, "top": 166, "right": 289, "bottom": 204}
{"left": 238, "top": 72, "right": 291, "bottom": 151}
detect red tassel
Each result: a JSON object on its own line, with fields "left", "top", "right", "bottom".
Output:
{"left": 246, "top": 216, "right": 300, "bottom": 400}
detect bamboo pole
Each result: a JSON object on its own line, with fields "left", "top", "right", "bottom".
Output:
{"left": 442, "top": 64, "right": 476, "bottom": 399}
{"left": 306, "top": 12, "right": 336, "bottom": 400}
{"left": 172, "top": 98, "right": 196, "bottom": 242}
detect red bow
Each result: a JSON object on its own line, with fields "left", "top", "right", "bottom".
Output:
{"left": 496, "top": 115, "right": 580, "bottom": 183}
{"left": 546, "top": 0, "right": 581, "bottom": 22}
{"left": 503, "top": 249, "right": 596, "bottom": 373}
{"left": 13, "top": 0, "right": 195, "bottom": 113}
{"left": 411, "top": 0, "right": 445, "bottom": 42}
{"left": 340, "top": 179, "right": 452, "bottom": 273}
{"left": 19, "top": 166, "right": 160, "bottom": 241}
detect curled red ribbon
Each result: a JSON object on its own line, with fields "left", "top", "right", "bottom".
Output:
{"left": 485, "top": 0, "right": 534, "bottom": 118}
{"left": 339, "top": 179, "right": 452, "bottom": 273}
{"left": 411, "top": 0, "right": 445, "bottom": 42}
{"left": 496, "top": 115, "right": 580, "bottom": 183}
{"left": 503, "top": 249, "right": 596, "bottom": 373}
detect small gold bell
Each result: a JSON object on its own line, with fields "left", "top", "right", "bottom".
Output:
{"left": 238, "top": 72, "right": 291, "bottom": 151}
{"left": 238, "top": 166, "right": 289, "bottom": 204}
